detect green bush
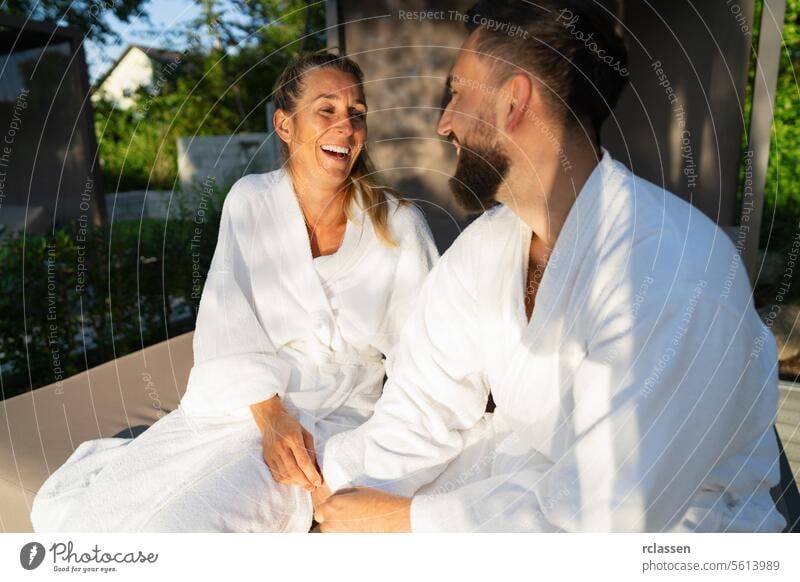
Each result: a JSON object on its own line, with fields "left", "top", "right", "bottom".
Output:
{"left": 0, "top": 190, "right": 223, "bottom": 400}
{"left": 0, "top": 3, "right": 327, "bottom": 400}
{"left": 759, "top": 0, "right": 800, "bottom": 254}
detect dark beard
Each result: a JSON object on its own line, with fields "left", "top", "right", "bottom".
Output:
{"left": 448, "top": 126, "right": 511, "bottom": 213}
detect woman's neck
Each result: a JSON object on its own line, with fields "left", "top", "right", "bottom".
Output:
{"left": 289, "top": 166, "right": 347, "bottom": 227}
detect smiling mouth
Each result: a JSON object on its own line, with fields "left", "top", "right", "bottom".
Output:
{"left": 320, "top": 144, "right": 352, "bottom": 162}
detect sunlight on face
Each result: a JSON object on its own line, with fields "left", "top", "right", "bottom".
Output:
{"left": 437, "top": 37, "right": 497, "bottom": 157}
{"left": 437, "top": 37, "right": 511, "bottom": 212}
{"left": 283, "top": 69, "right": 368, "bottom": 191}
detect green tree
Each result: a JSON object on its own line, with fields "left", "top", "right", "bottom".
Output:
{"left": 0, "top": 0, "right": 151, "bottom": 45}
{"left": 759, "top": 0, "right": 800, "bottom": 252}
{"left": 95, "top": 0, "right": 326, "bottom": 193}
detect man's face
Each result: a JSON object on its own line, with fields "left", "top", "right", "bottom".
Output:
{"left": 437, "top": 41, "right": 511, "bottom": 213}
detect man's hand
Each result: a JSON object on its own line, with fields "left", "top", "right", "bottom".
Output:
{"left": 250, "top": 396, "right": 321, "bottom": 491}
{"left": 314, "top": 487, "right": 411, "bottom": 533}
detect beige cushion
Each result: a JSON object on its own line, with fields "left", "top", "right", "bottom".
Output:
{"left": 0, "top": 332, "right": 193, "bottom": 532}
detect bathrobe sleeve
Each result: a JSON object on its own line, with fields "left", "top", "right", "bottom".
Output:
{"left": 323, "top": 235, "right": 490, "bottom": 496}
{"left": 179, "top": 190, "right": 291, "bottom": 419}
{"left": 372, "top": 204, "right": 439, "bottom": 357}
{"left": 410, "top": 272, "right": 780, "bottom": 532}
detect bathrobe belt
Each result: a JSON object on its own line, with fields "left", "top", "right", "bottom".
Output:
{"left": 281, "top": 312, "right": 384, "bottom": 421}
{"left": 283, "top": 356, "right": 384, "bottom": 423}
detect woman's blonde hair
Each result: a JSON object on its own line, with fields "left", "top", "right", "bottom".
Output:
{"left": 273, "top": 50, "right": 406, "bottom": 246}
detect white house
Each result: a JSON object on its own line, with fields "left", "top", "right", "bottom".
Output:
{"left": 91, "top": 44, "right": 184, "bottom": 110}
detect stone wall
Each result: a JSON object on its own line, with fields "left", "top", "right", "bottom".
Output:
{"left": 336, "top": 0, "right": 756, "bottom": 251}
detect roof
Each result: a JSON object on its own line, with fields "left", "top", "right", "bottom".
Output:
{"left": 91, "top": 44, "right": 185, "bottom": 94}
{"left": 131, "top": 44, "right": 184, "bottom": 64}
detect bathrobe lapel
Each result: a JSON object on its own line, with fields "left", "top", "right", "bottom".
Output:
{"left": 263, "top": 171, "right": 381, "bottom": 423}
{"left": 269, "top": 171, "right": 339, "bottom": 335}
{"left": 493, "top": 150, "right": 623, "bottom": 458}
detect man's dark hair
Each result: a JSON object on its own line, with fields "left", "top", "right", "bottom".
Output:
{"left": 465, "top": 0, "right": 628, "bottom": 140}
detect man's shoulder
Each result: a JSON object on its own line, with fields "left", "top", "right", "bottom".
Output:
{"left": 602, "top": 160, "right": 737, "bottom": 279}
{"left": 601, "top": 162, "right": 753, "bottom": 313}
{"left": 432, "top": 205, "right": 517, "bottom": 281}
{"left": 447, "top": 204, "right": 517, "bottom": 252}
{"left": 613, "top": 160, "right": 724, "bottom": 250}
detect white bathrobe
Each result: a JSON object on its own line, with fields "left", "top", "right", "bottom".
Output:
{"left": 323, "top": 149, "right": 787, "bottom": 533}
{"left": 30, "top": 169, "right": 438, "bottom": 532}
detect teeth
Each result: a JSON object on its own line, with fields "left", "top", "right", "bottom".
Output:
{"left": 321, "top": 145, "right": 350, "bottom": 155}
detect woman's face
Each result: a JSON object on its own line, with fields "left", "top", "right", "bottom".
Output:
{"left": 277, "top": 68, "right": 367, "bottom": 191}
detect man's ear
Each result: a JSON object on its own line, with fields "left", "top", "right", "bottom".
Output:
{"left": 273, "top": 108, "right": 292, "bottom": 145}
{"left": 500, "top": 74, "right": 533, "bottom": 133}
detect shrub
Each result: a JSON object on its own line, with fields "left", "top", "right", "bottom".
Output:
{"left": 0, "top": 189, "right": 223, "bottom": 400}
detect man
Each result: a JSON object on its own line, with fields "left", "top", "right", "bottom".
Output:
{"left": 314, "top": 0, "right": 786, "bottom": 532}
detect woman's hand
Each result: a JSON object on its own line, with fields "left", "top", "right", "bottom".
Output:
{"left": 311, "top": 482, "right": 332, "bottom": 508}
{"left": 250, "top": 396, "right": 322, "bottom": 490}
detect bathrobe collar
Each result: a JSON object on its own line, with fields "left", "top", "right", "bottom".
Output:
{"left": 268, "top": 168, "right": 371, "bottom": 355}
{"left": 516, "top": 147, "right": 627, "bottom": 341}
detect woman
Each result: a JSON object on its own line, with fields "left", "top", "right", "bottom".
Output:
{"left": 30, "top": 51, "right": 438, "bottom": 532}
